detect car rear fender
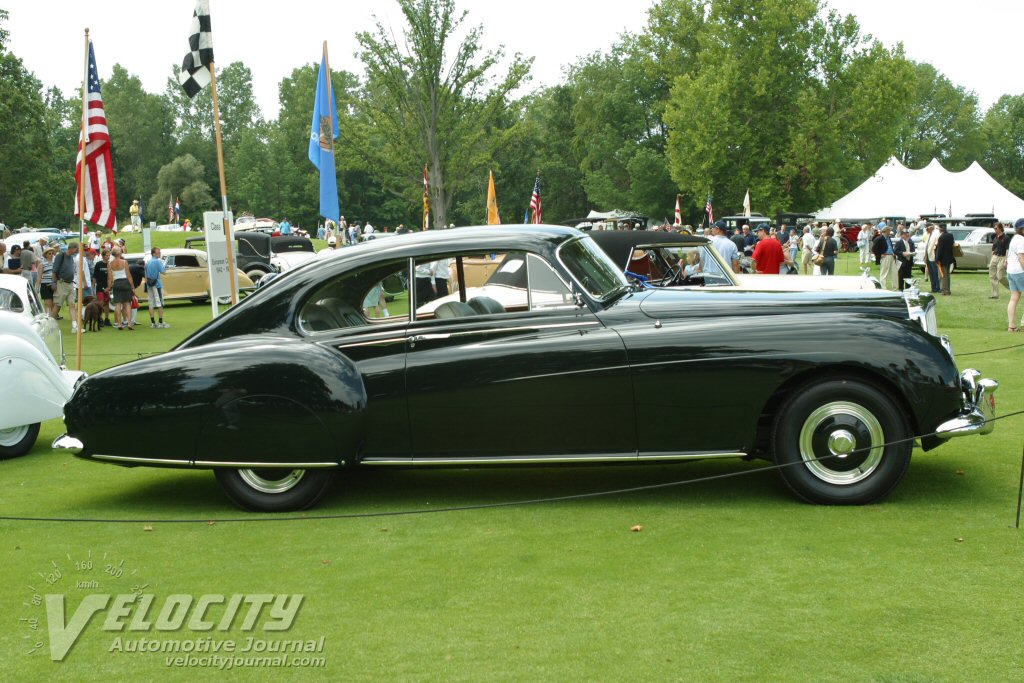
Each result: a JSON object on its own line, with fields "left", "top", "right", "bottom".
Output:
{"left": 192, "top": 338, "right": 368, "bottom": 466}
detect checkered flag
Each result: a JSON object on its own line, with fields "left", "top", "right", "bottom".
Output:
{"left": 178, "top": 0, "right": 214, "bottom": 99}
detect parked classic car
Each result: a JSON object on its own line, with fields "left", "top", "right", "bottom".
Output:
{"left": 54, "top": 226, "right": 998, "bottom": 511}
{"left": 915, "top": 226, "right": 996, "bottom": 272}
{"left": 1, "top": 310, "right": 84, "bottom": 457}
{"left": 125, "top": 248, "right": 255, "bottom": 303}
{"left": 0, "top": 273, "right": 63, "bottom": 363}
{"left": 588, "top": 230, "right": 881, "bottom": 291}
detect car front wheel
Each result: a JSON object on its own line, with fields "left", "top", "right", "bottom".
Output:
{"left": 0, "top": 422, "right": 40, "bottom": 458}
{"left": 772, "top": 379, "right": 911, "bottom": 505}
{"left": 214, "top": 468, "right": 335, "bottom": 512}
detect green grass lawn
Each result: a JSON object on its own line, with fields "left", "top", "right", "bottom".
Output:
{"left": 1, "top": 249, "right": 1022, "bottom": 681}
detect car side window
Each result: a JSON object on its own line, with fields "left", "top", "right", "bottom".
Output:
{"left": 26, "top": 286, "right": 44, "bottom": 316}
{"left": 175, "top": 254, "right": 200, "bottom": 268}
{"left": 526, "top": 254, "right": 574, "bottom": 310}
{"left": 0, "top": 289, "right": 24, "bottom": 313}
{"left": 298, "top": 260, "right": 410, "bottom": 334}
{"left": 413, "top": 251, "right": 529, "bottom": 318}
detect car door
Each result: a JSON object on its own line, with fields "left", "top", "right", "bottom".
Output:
{"left": 298, "top": 259, "right": 413, "bottom": 460}
{"left": 403, "top": 252, "right": 635, "bottom": 462}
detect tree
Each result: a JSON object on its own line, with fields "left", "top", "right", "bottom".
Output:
{"left": 148, "top": 154, "right": 214, "bottom": 223}
{"left": 353, "top": 0, "right": 532, "bottom": 229}
{"left": 982, "top": 94, "right": 1024, "bottom": 198}
{"left": 895, "top": 62, "right": 984, "bottom": 171}
{"left": 0, "top": 9, "right": 55, "bottom": 225}
{"left": 664, "top": 0, "right": 914, "bottom": 216}
{"left": 103, "top": 65, "right": 176, "bottom": 219}
{"left": 164, "top": 61, "right": 263, "bottom": 204}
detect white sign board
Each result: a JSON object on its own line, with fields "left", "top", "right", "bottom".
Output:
{"left": 142, "top": 227, "right": 152, "bottom": 255}
{"left": 203, "top": 211, "right": 234, "bottom": 305}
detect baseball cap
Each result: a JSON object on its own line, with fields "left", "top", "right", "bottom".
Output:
{"left": 327, "top": 236, "right": 337, "bottom": 245}
{"left": 1014, "top": 217, "right": 1024, "bottom": 230}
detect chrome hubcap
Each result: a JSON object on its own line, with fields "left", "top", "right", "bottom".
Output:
{"left": 237, "top": 469, "right": 305, "bottom": 494}
{"left": 0, "top": 425, "right": 29, "bottom": 447}
{"left": 827, "top": 429, "right": 856, "bottom": 457}
{"left": 798, "top": 402, "right": 884, "bottom": 485}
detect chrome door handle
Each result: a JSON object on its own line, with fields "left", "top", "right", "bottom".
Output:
{"left": 408, "top": 333, "right": 451, "bottom": 344}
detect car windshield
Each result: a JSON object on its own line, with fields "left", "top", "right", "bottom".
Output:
{"left": 558, "top": 236, "right": 629, "bottom": 300}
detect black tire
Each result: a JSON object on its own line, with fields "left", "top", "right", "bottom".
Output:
{"left": 772, "top": 379, "right": 911, "bottom": 505}
{"left": 0, "top": 422, "right": 40, "bottom": 459}
{"left": 214, "top": 468, "right": 336, "bottom": 512}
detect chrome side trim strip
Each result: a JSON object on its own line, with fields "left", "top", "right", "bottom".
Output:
{"left": 637, "top": 451, "right": 746, "bottom": 461}
{"left": 362, "top": 451, "right": 746, "bottom": 466}
{"left": 89, "top": 454, "right": 338, "bottom": 468}
{"left": 194, "top": 461, "right": 339, "bottom": 468}
{"left": 91, "top": 455, "right": 194, "bottom": 466}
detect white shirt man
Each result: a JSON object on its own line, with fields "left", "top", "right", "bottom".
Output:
{"left": 800, "top": 228, "right": 816, "bottom": 274}
{"left": 857, "top": 224, "right": 873, "bottom": 264}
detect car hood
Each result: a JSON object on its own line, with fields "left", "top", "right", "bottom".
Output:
{"left": 730, "top": 273, "right": 879, "bottom": 291}
{"left": 633, "top": 286, "right": 908, "bottom": 321}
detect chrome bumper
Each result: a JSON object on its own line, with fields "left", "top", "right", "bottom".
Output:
{"left": 935, "top": 370, "right": 999, "bottom": 439}
{"left": 52, "top": 434, "right": 83, "bottom": 454}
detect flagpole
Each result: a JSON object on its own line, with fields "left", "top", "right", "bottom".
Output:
{"left": 322, "top": 41, "right": 340, "bottom": 224}
{"left": 207, "top": 61, "right": 238, "bottom": 306}
{"left": 75, "top": 29, "right": 90, "bottom": 371}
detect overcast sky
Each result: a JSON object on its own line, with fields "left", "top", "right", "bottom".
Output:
{"left": 6, "top": 0, "right": 1023, "bottom": 119}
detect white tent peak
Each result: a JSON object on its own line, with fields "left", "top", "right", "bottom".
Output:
{"left": 817, "top": 157, "right": 1024, "bottom": 220}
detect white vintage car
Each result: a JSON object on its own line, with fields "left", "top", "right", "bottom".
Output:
{"left": 0, "top": 306, "right": 85, "bottom": 458}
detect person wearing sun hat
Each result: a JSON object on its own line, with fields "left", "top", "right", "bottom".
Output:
{"left": 1006, "top": 218, "right": 1024, "bottom": 332}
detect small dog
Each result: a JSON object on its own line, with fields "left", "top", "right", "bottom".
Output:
{"left": 82, "top": 295, "right": 104, "bottom": 332}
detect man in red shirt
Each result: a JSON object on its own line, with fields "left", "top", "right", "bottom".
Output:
{"left": 751, "top": 226, "right": 785, "bottom": 274}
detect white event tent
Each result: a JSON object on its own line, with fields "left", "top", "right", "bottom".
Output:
{"left": 816, "top": 157, "right": 1024, "bottom": 220}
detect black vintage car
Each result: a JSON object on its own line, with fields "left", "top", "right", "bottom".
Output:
{"left": 54, "top": 226, "right": 998, "bottom": 511}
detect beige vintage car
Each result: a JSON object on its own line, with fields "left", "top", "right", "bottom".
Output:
{"left": 124, "top": 248, "right": 254, "bottom": 303}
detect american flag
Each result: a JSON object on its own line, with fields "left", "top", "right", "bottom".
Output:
{"left": 704, "top": 194, "right": 714, "bottom": 226}
{"left": 529, "top": 176, "right": 542, "bottom": 224}
{"left": 74, "top": 41, "right": 117, "bottom": 229}
{"left": 168, "top": 196, "right": 174, "bottom": 223}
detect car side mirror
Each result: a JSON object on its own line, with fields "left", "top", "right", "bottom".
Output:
{"left": 573, "top": 290, "right": 586, "bottom": 308}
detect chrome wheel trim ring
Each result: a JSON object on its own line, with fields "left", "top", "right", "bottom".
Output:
{"left": 237, "top": 469, "right": 306, "bottom": 494}
{"left": 0, "top": 425, "right": 29, "bottom": 447}
{"left": 798, "top": 401, "right": 884, "bottom": 485}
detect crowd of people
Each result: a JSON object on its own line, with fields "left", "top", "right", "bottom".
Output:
{"left": 1, "top": 232, "right": 171, "bottom": 333}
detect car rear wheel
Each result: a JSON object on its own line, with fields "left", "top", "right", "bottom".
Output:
{"left": 772, "top": 379, "right": 911, "bottom": 505}
{"left": 0, "top": 422, "right": 40, "bottom": 459}
{"left": 214, "top": 468, "right": 335, "bottom": 512}
{"left": 245, "top": 269, "right": 269, "bottom": 284}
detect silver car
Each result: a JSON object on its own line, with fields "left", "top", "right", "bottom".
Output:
{"left": 915, "top": 227, "right": 995, "bottom": 272}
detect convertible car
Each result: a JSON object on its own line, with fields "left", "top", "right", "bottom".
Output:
{"left": 588, "top": 230, "right": 881, "bottom": 291}
{"left": 125, "top": 248, "right": 255, "bottom": 304}
{"left": 54, "top": 226, "right": 998, "bottom": 511}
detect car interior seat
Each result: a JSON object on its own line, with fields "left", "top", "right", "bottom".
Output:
{"left": 466, "top": 296, "right": 505, "bottom": 315}
{"left": 319, "top": 297, "right": 365, "bottom": 327}
{"left": 433, "top": 301, "right": 476, "bottom": 318}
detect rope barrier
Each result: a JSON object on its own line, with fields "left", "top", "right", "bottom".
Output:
{"left": 3, "top": 409, "right": 1022, "bottom": 526}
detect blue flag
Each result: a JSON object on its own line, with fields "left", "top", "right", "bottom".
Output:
{"left": 308, "top": 53, "right": 340, "bottom": 223}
